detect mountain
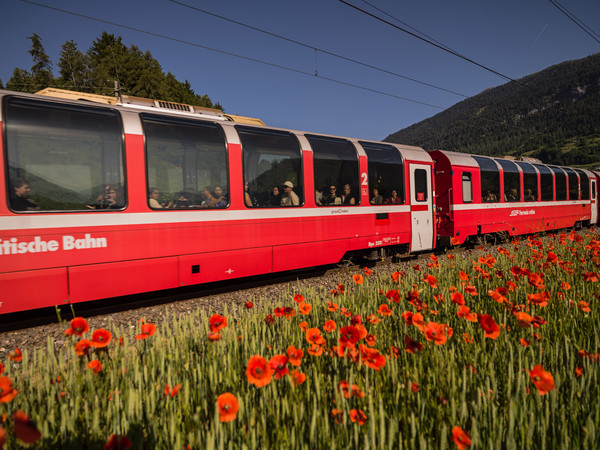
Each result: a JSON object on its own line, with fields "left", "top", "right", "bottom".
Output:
{"left": 384, "top": 53, "right": 600, "bottom": 167}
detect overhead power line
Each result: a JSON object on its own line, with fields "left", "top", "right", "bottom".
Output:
{"left": 548, "top": 0, "right": 600, "bottom": 45}
{"left": 337, "top": 0, "right": 539, "bottom": 92}
{"left": 20, "top": 0, "right": 445, "bottom": 109}
{"left": 168, "top": 0, "right": 468, "bottom": 98}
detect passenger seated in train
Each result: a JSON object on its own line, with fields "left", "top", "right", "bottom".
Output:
{"left": 213, "top": 185, "right": 227, "bottom": 208}
{"left": 325, "top": 185, "right": 341, "bottom": 205}
{"left": 506, "top": 188, "right": 518, "bottom": 202}
{"left": 384, "top": 190, "right": 401, "bottom": 204}
{"left": 87, "top": 184, "right": 123, "bottom": 209}
{"left": 281, "top": 181, "right": 299, "bottom": 206}
{"left": 340, "top": 184, "right": 356, "bottom": 205}
{"left": 174, "top": 189, "right": 195, "bottom": 208}
{"left": 244, "top": 182, "right": 255, "bottom": 207}
{"left": 524, "top": 189, "right": 535, "bottom": 201}
{"left": 315, "top": 189, "right": 324, "bottom": 206}
{"left": 148, "top": 187, "right": 172, "bottom": 209}
{"left": 10, "top": 177, "right": 40, "bottom": 211}
{"left": 371, "top": 188, "right": 383, "bottom": 205}
{"left": 200, "top": 187, "right": 220, "bottom": 208}
{"left": 269, "top": 186, "right": 281, "bottom": 206}
{"left": 483, "top": 190, "right": 498, "bottom": 202}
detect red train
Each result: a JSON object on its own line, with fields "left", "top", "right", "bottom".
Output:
{"left": 1, "top": 89, "right": 597, "bottom": 314}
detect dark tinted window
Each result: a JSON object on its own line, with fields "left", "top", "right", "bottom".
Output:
{"left": 360, "top": 142, "right": 404, "bottom": 205}
{"left": 497, "top": 159, "right": 520, "bottom": 202}
{"left": 516, "top": 161, "right": 537, "bottom": 201}
{"left": 563, "top": 168, "right": 579, "bottom": 200}
{"left": 575, "top": 169, "right": 589, "bottom": 200}
{"left": 551, "top": 166, "right": 567, "bottom": 201}
{"left": 473, "top": 156, "right": 500, "bottom": 203}
{"left": 5, "top": 96, "right": 124, "bottom": 212}
{"left": 239, "top": 126, "right": 302, "bottom": 207}
{"left": 143, "top": 115, "right": 228, "bottom": 209}
{"left": 309, "top": 135, "right": 359, "bottom": 206}
{"left": 414, "top": 169, "right": 428, "bottom": 202}
{"left": 534, "top": 164, "right": 554, "bottom": 201}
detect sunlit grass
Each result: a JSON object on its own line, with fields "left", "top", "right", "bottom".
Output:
{"left": 1, "top": 229, "right": 600, "bottom": 448}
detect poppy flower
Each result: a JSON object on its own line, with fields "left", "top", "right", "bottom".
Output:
{"left": 298, "top": 302, "right": 312, "bottom": 315}
{"left": 575, "top": 367, "right": 583, "bottom": 378}
{"left": 352, "top": 274, "right": 364, "bottom": 285}
{"left": 286, "top": 346, "right": 304, "bottom": 366}
{"left": 307, "top": 344, "right": 324, "bottom": 356}
{"left": 458, "top": 271, "right": 470, "bottom": 281}
{"left": 457, "top": 306, "right": 477, "bottom": 322}
{"left": 87, "top": 360, "right": 102, "bottom": 374}
{"left": 404, "top": 335, "right": 424, "bottom": 353}
{"left": 350, "top": 409, "right": 368, "bottom": 425}
{"left": 391, "top": 271, "right": 402, "bottom": 282}
{"left": 9, "top": 348, "right": 22, "bottom": 362}
{"left": 290, "top": 369, "right": 306, "bottom": 386}
{"left": 274, "top": 306, "right": 286, "bottom": 317}
{"left": 12, "top": 411, "right": 42, "bottom": 444}
{"left": 451, "top": 292, "right": 465, "bottom": 306}
{"left": 451, "top": 426, "right": 472, "bottom": 449}
{"left": 464, "top": 285, "right": 478, "bottom": 296}
{"left": 365, "top": 334, "right": 376, "bottom": 346}
{"left": 488, "top": 289, "right": 507, "bottom": 304}
{"left": 411, "top": 382, "right": 420, "bottom": 392}
{"left": 293, "top": 293, "right": 305, "bottom": 303}
{"left": 91, "top": 329, "right": 112, "bottom": 348}
{"left": 328, "top": 302, "right": 339, "bottom": 312}
{"left": 462, "top": 333, "right": 474, "bottom": 344}
{"left": 364, "top": 267, "right": 373, "bottom": 276}
{"left": 401, "top": 311, "right": 414, "bottom": 325}
{"left": 385, "top": 289, "right": 401, "bottom": 303}
{"left": 64, "top": 317, "right": 89, "bottom": 336}
{"left": 561, "top": 281, "right": 571, "bottom": 291}
{"left": 104, "top": 434, "right": 132, "bottom": 449}
{"left": 412, "top": 313, "right": 425, "bottom": 330}
{"left": 0, "top": 427, "right": 5, "bottom": 449}
{"left": 265, "top": 314, "right": 275, "bottom": 325}
{"left": 478, "top": 314, "right": 500, "bottom": 339}
{"left": 0, "top": 363, "right": 4, "bottom": 375}
{"left": 246, "top": 355, "right": 273, "bottom": 387}
{"left": 359, "top": 345, "right": 386, "bottom": 371}
{"left": 283, "top": 307, "right": 295, "bottom": 319}
{"left": 209, "top": 314, "right": 227, "bottom": 332}
{"left": 217, "top": 393, "right": 239, "bottom": 423}
{"left": 306, "top": 328, "right": 326, "bottom": 346}
{"left": 378, "top": 304, "right": 393, "bottom": 316}
{"left": 528, "top": 292, "right": 550, "bottom": 307}
{"left": 207, "top": 332, "right": 221, "bottom": 341}
{"left": 323, "top": 320, "right": 337, "bottom": 333}
{"left": 423, "top": 322, "right": 449, "bottom": 345}
{"left": 135, "top": 323, "right": 157, "bottom": 340}
{"left": 451, "top": 237, "right": 460, "bottom": 245}
{"left": 245, "top": 301, "right": 254, "bottom": 309}
{"left": 578, "top": 301, "right": 591, "bottom": 312}
{"left": 164, "top": 383, "right": 181, "bottom": 397}
{"left": 75, "top": 339, "right": 93, "bottom": 356}
{"left": 528, "top": 364, "right": 555, "bottom": 395}
{"left": 339, "top": 326, "right": 361, "bottom": 347}
{"left": 424, "top": 275, "right": 438, "bottom": 288}
{"left": 269, "top": 354, "right": 289, "bottom": 380}
{"left": 0, "top": 376, "right": 18, "bottom": 403}
{"left": 331, "top": 409, "right": 344, "bottom": 424}
{"left": 520, "top": 338, "right": 530, "bottom": 347}
{"left": 514, "top": 312, "right": 533, "bottom": 328}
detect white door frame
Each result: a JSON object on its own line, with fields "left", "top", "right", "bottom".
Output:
{"left": 409, "top": 163, "right": 434, "bottom": 251}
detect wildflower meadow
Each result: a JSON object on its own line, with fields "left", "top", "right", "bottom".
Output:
{"left": 1, "top": 229, "right": 600, "bottom": 449}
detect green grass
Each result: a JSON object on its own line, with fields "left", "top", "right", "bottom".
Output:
{"left": 2, "top": 230, "right": 600, "bottom": 448}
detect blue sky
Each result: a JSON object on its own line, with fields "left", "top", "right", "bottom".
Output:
{"left": 2, "top": 0, "right": 599, "bottom": 141}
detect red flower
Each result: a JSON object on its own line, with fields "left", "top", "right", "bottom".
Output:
{"left": 457, "top": 305, "right": 478, "bottom": 322}
{"left": 298, "top": 302, "right": 312, "bottom": 315}
{"left": 328, "top": 301, "right": 339, "bottom": 312}
{"left": 164, "top": 383, "right": 181, "bottom": 397}
{"left": 12, "top": 411, "right": 42, "bottom": 445}
{"left": 366, "top": 314, "right": 381, "bottom": 324}
{"left": 293, "top": 293, "right": 305, "bottom": 303}
{"left": 104, "top": 434, "right": 132, "bottom": 449}
{"left": 269, "top": 354, "right": 289, "bottom": 380}
{"left": 287, "top": 345, "right": 304, "bottom": 366}
{"left": 0, "top": 376, "right": 18, "bottom": 403}
{"left": 359, "top": 344, "right": 386, "bottom": 371}
{"left": 385, "top": 289, "right": 401, "bottom": 303}
{"left": 87, "top": 360, "right": 102, "bottom": 374}
{"left": 528, "top": 364, "right": 555, "bottom": 395}
{"left": 404, "top": 335, "right": 424, "bottom": 353}
{"left": 209, "top": 314, "right": 227, "bottom": 332}
{"left": 306, "top": 328, "right": 326, "bottom": 346}
{"left": 135, "top": 323, "right": 157, "bottom": 340}
{"left": 207, "top": 332, "right": 221, "bottom": 341}
{"left": 378, "top": 304, "right": 393, "bottom": 316}
{"left": 64, "top": 317, "right": 89, "bottom": 336}
{"left": 478, "top": 314, "right": 500, "bottom": 339}
{"left": 75, "top": 339, "right": 93, "bottom": 356}
{"left": 290, "top": 369, "right": 306, "bottom": 386}
{"left": 451, "top": 292, "right": 465, "bottom": 305}
{"left": 451, "top": 426, "right": 472, "bottom": 449}
{"left": 331, "top": 408, "right": 344, "bottom": 424}
{"left": 464, "top": 284, "right": 478, "bottom": 296}
{"left": 364, "top": 267, "right": 373, "bottom": 276}
{"left": 9, "top": 348, "right": 22, "bottom": 362}
{"left": 350, "top": 409, "right": 368, "bottom": 425}
{"left": 423, "top": 322, "right": 449, "bottom": 345}
{"left": 339, "top": 326, "right": 361, "bottom": 347}
{"left": 245, "top": 301, "right": 254, "bottom": 309}
{"left": 323, "top": 320, "right": 337, "bottom": 333}
{"left": 0, "top": 363, "right": 4, "bottom": 375}
{"left": 424, "top": 274, "right": 438, "bottom": 288}
{"left": 91, "top": 329, "right": 112, "bottom": 348}
{"left": 217, "top": 393, "right": 239, "bottom": 422}
{"left": 528, "top": 292, "right": 550, "bottom": 307}
{"left": 246, "top": 355, "right": 273, "bottom": 387}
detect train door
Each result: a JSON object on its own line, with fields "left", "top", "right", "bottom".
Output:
{"left": 409, "top": 164, "right": 434, "bottom": 251}
{"left": 591, "top": 179, "right": 597, "bottom": 224}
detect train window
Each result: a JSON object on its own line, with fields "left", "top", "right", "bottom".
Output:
{"left": 515, "top": 162, "right": 538, "bottom": 201}
{"left": 473, "top": 156, "right": 500, "bottom": 203}
{"left": 142, "top": 115, "right": 228, "bottom": 209}
{"left": 414, "top": 169, "right": 428, "bottom": 202}
{"left": 4, "top": 96, "right": 124, "bottom": 212}
{"left": 563, "top": 168, "right": 579, "bottom": 200}
{"left": 496, "top": 159, "right": 520, "bottom": 202}
{"left": 534, "top": 164, "right": 554, "bottom": 201}
{"left": 575, "top": 169, "right": 589, "bottom": 200}
{"left": 550, "top": 167, "right": 567, "bottom": 201}
{"left": 238, "top": 126, "right": 303, "bottom": 207}
{"left": 462, "top": 172, "right": 473, "bottom": 203}
{"left": 309, "top": 135, "right": 360, "bottom": 206}
{"left": 359, "top": 142, "right": 404, "bottom": 205}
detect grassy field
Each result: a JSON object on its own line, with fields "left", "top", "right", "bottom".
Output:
{"left": 1, "top": 230, "right": 599, "bottom": 449}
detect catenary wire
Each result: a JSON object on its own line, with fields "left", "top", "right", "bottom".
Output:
{"left": 548, "top": 0, "right": 600, "bottom": 45}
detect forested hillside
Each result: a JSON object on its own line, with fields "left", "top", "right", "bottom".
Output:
{"left": 0, "top": 32, "right": 220, "bottom": 109}
{"left": 385, "top": 53, "right": 600, "bottom": 167}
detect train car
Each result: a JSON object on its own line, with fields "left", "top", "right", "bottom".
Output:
{"left": 0, "top": 89, "right": 435, "bottom": 315}
{"left": 430, "top": 149, "right": 598, "bottom": 246}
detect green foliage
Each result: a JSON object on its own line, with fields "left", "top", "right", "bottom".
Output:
{"left": 2, "top": 231, "right": 600, "bottom": 448}
{"left": 386, "top": 53, "right": 600, "bottom": 166}
{"left": 6, "top": 32, "right": 222, "bottom": 109}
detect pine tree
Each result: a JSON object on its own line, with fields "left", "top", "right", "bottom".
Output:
{"left": 58, "top": 40, "right": 90, "bottom": 91}
{"left": 28, "top": 33, "right": 53, "bottom": 90}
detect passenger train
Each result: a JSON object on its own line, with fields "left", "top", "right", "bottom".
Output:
{"left": 0, "top": 88, "right": 597, "bottom": 315}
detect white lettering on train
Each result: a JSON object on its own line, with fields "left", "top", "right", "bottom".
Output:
{"left": 0, "top": 234, "right": 107, "bottom": 255}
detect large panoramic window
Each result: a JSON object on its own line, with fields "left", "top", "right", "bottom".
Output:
{"left": 534, "top": 164, "right": 554, "bottom": 201}
{"left": 473, "top": 156, "right": 500, "bottom": 203}
{"left": 515, "top": 161, "right": 538, "bottom": 201}
{"left": 360, "top": 141, "right": 404, "bottom": 205}
{"left": 497, "top": 159, "right": 520, "bottom": 202}
{"left": 4, "top": 96, "right": 124, "bottom": 212}
{"left": 551, "top": 166, "right": 567, "bottom": 201}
